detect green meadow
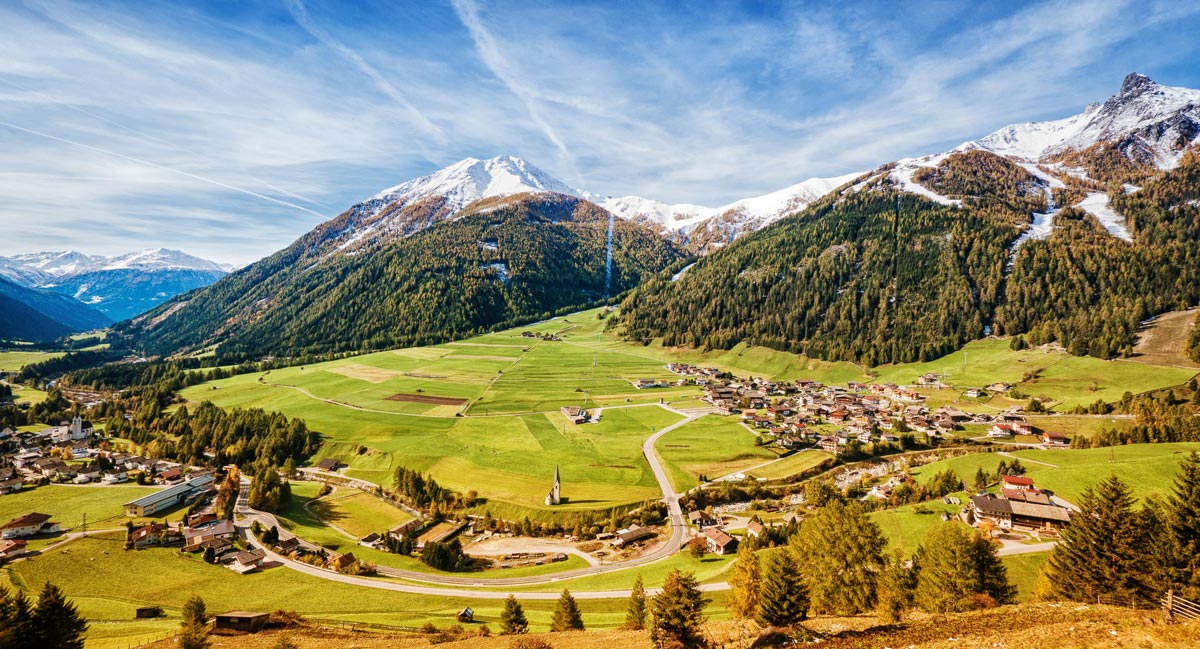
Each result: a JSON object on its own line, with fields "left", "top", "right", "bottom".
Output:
{"left": 177, "top": 307, "right": 1199, "bottom": 522}
{"left": 3, "top": 532, "right": 645, "bottom": 649}
{"left": 0, "top": 484, "right": 182, "bottom": 530}
{"left": 909, "top": 443, "right": 1200, "bottom": 504}
{"left": 0, "top": 350, "right": 63, "bottom": 372}
{"left": 654, "top": 415, "right": 776, "bottom": 491}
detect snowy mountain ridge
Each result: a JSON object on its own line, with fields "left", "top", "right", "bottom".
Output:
{"left": 0, "top": 248, "right": 229, "bottom": 284}
{"left": 960, "top": 72, "right": 1200, "bottom": 167}
{"left": 344, "top": 155, "right": 862, "bottom": 254}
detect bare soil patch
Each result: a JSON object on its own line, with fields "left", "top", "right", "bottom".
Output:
{"left": 1129, "top": 307, "right": 1200, "bottom": 367}
{"left": 385, "top": 393, "right": 468, "bottom": 406}
{"left": 326, "top": 363, "right": 405, "bottom": 383}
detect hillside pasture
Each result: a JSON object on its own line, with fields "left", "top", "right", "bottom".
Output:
{"left": 0, "top": 484, "right": 176, "bottom": 531}
{"left": 3, "top": 532, "right": 633, "bottom": 649}
{"left": 0, "top": 349, "right": 63, "bottom": 372}
{"left": 309, "top": 487, "right": 414, "bottom": 539}
{"left": 654, "top": 416, "right": 776, "bottom": 491}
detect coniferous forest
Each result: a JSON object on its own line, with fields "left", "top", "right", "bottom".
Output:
{"left": 619, "top": 148, "right": 1200, "bottom": 363}
{"left": 115, "top": 194, "right": 682, "bottom": 359}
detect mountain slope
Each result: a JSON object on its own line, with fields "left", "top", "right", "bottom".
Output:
{"left": 118, "top": 194, "right": 683, "bottom": 358}
{"left": 0, "top": 276, "right": 111, "bottom": 341}
{"left": 0, "top": 248, "right": 229, "bottom": 320}
{"left": 618, "top": 73, "right": 1200, "bottom": 364}
{"left": 316, "top": 154, "right": 856, "bottom": 257}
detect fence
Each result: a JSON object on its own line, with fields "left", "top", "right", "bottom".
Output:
{"left": 1163, "top": 590, "right": 1200, "bottom": 621}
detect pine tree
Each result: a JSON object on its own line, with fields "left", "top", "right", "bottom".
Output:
{"left": 792, "top": 502, "right": 885, "bottom": 615}
{"left": 755, "top": 549, "right": 808, "bottom": 627}
{"left": 1044, "top": 475, "right": 1155, "bottom": 604}
{"left": 973, "top": 467, "right": 988, "bottom": 491}
{"left": 179, "top": 595, "right": 210, "bottom": 649}
{"left": 650, "top": 569, "right": 707, "bottom": 649}
{"left": 30, "top": 583, "right": 88, "bottom": 649}
{"left": 726, "top": 541, "right": 762, "bottom": 619}
{"left": 550, "top": 589, "right": 584, "bottom": 631}
{"left": 499, "top": 595, "right": 528, "bottom": 635}
{"left": 876, "top": 549, "right": 916, "bottom": 623}
{"left": 1169, "top": 451, "right": 1200, "bottom": 595}
{"left": 914, "top": 523, "right": 1014, "bottom": 612}
{"left": 624, "top": 574, "right": 647, "bottom": 630}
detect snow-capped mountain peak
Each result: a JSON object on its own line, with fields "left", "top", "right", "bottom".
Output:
{"left": 372, "top": 155, "right": 582, "bottom": 211}
{"left": 962, "top": 72, "right": 1200, "bottom": 167}
{"left": 99, "top": 248, "right": 228, "bottom": 273}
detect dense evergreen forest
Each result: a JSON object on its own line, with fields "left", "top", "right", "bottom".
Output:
{"left": 619, "top": 148, "right": 1200, "bottom": 363}
{"left": 116, "top": 194, "right": 682, "bottom": 359}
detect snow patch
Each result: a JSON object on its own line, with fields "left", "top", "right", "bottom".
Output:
{"left": 1075, "top": 193, "right": 1133, "bottom": 241}
{"left": 671, "top": 263, "right": 696, "bottom": 282}
{"left": 889, "top": 154, "right": 962, "bottom": 207}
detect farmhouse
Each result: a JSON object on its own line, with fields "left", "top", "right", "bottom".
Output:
{"left": 688, "top": 510, "right": 716, "bottom": 528}
{"left": 229, "top": 548, "right": 267, "bottom": 574}
{"left": 1042, "top": 431, "right": 1069, "bottom": 447}
{"left": 1, "top": 512, "right": 60, "bottom": 539}
{"left": 1000, "top": 475, "right": 1036, "bottom": 492}
{"left": 124, "top": 472, "right": 215, "bottom": 517}
{"left": 746, "top": 520, "right": 764, "bottom": 538}
{"left": 184, "top": 519, "right": 236, "bottom": 551}
{"left": 559, "top": 406, "right": 589, "bottom": 424}
{"left": 214, "top": 611, "right": 269, "bottom": 633}
{"left": 702, "top": 527, "right": 738, "bottom": 555}
{"left": 316, "top": 458, "right": 341, "bottom": 472}
{"left": 131, "top": 523, "right": 183, "bottom": 549}
{"left": 0, "top": 539, "right": 27, "bottom": 560}
{"left": 612, "top": 524, "right": 655, "bottom": 547}
{"left": 970, "top": 493, "right": 1071, "bottom": 531}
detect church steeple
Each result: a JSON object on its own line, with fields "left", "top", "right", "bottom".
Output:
{"left": 545, "top": 465, "right": 562, "bottom": 506}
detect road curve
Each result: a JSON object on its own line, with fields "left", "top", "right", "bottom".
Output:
{"left": 235, "top": 409, "right": 705, "bottom": 593}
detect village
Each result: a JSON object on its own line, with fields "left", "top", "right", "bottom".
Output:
{"left": 0, "top": 361, "right": 1081, "bottom": 591}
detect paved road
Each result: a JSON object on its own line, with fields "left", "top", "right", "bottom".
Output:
{"left": 996, "top": 540, "right": 1057, "bottom": 556}
{"left": 235, "top": 408, "right": 704, "bottom": 592}
{"left": 238, "top": 523, "right": 728, "bottom": 600}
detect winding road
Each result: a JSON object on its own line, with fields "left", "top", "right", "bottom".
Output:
{"left": 235, "top": 407, "right": 713, "bottom": 597}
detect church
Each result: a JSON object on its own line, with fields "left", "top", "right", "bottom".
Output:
{"left": 545, "top": 466, "right": 561, "bottom": 506}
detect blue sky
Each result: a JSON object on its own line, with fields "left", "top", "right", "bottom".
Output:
{"left": 2, "top": 0, "right": 1199, "bottom": 265}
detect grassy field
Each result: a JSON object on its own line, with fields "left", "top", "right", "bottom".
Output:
{"left": 1001, "top": 552, "right": 1046, "bottom": 601}
{"left": 308, "top": 487, "right": 414, "bottom": 539}
{"left": 0, "top": 350, "right": 63, "bottom": 372}
{"left": 654, "top": 416, "right": 776, "bottom": 491}
{"left": 749, "top": 450, "right": 836, "bottom": 481}
{"left": 910, "top": 443, "right": 1200, "bottom": 504}
{"left": 0, "top": 484, "right": 184, "bottom": 530}
{"left": 3, "top": 532, "right": 643, "bottom": 649}
{"left": 869, "top": 496, "right": 966, "bottom": 556}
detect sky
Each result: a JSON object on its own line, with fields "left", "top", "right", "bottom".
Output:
{"left": 2, "top": 0, "right": 1199, "bottom": 265}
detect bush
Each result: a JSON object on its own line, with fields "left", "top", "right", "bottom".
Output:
{"left": 508, "top": 637, "right": 553, "bottom": 649}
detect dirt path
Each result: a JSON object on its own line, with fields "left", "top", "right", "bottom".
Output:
{"left": 464, "top": 536, "right": 602, "bottom": 567}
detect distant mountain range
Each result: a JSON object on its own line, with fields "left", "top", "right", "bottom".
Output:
{"left": 0, "top": 248, "right": 231, "bottom": 322}
{"left": 103, "top": 72, "right": 1200, "bottom": 364}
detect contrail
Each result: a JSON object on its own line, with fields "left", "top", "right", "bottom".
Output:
{"left": 0, "top": 119, "right": 329, "bottom": 220}
{"left": 0, "top": 77, "right": 330, "bottom": 209}
{"left": 451, "top": 0, "right": 573, "bottom": 165}
{"left": 287, "top": 0, "right": 446, "bottom": 146}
